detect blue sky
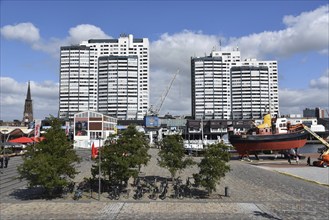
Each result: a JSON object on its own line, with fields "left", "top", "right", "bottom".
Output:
{"left": 1, "top": 0, "right": 328, "bottom": 121}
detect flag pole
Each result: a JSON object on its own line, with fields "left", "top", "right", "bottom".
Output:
{"left": 98, "top": 137, "right": 100, "bottom": 200}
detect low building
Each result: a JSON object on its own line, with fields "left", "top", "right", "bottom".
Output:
{"left": 0, "top": 126, "right": 34, "bottom": 142}
{"left": 73, "top": 111, "right": 117, "bottom": 149}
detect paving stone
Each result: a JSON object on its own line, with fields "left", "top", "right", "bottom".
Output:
{"left": 1, "top": 148, "right": 328, "bottom": 219}
{"left": 98, "top": 203, "right": 124, "bottom": 219}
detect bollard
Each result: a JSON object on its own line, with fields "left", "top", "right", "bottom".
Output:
{"left": 224, "top": 186, "right": 230, "bottom": 197}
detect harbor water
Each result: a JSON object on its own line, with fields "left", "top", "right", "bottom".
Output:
{"left": 298, "top": 143, "right": 324, "bottom": 154}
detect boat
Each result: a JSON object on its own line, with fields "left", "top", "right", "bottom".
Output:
{"left": 287, "top": 117, "right": 329, "bottom": 143}
{"left": 228, "top": 114, "right": 308, "bottom": 155}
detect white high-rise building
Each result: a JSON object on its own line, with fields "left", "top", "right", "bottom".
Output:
{"left": 59, "top": 34, "right": 149, "bottom": 120}
{"left": 191, "top": 50, "right": 241, "bottom": 119}
{"left": 231, "top": 59, "right": 279, "bottom": 119}
{"left": 98, "top": 56, "right": 139, "bottom": 119}
{"left": 191, "top": 50, "right": 279, "bottom": 120}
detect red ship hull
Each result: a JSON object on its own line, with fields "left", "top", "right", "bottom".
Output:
{"left": 229, "top": 129, "right": 308, "bottom": 155}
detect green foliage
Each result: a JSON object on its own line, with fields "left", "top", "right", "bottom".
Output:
{"left": 157, "top": 134, "right": 195, "bottom": 180}
{"left": 118, "top": 125, "right": 151, "bottom": 171}
{"left": 92, "top": 124, "right": 150, "bottom": 185}
{"left": 1, "top": 147, "right": 13, "bottom": 155}
{"left": 17, "top": 117, "right": 80, "bottom": 197}
{"left": 193, "top": 142, "right": 230, "bottom": 195}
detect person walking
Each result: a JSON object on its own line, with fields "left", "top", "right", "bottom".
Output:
{"left": 307, "top": 156, "right": 311, "bottom": 166}
{"left": 296, "top": 155, "right": 299, "bottom": 165}
{"left": 4, "top": 155, "right": 9, "bottom": 168}
{"left": 0, "top": 156, "right": 3, "bottom": 168}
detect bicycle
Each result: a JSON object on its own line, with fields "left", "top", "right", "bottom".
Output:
{"left": 148, "top": 182, "right": 159, "bottom": 200}
{"left": 108, "top": 185, "right": 120, "bottom": 200}
{"left": 159, "top": 179, "right": 168, "bottom": 200}
{"left": 184, "top": 177, "right": 193, "bottom": 198}
{"left": 173, "top": 177, "right": 184, "bottom": 199}
{"left": 174, "top": 183, "right": 184, "bottom": 199}
{"left": 133, "top": 185, "right": 144, "bottom": 200}
{"left": 73, "top": 188, "right": 82, "bottom": 200}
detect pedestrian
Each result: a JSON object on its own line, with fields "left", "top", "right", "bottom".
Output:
{"left": 0, "top": 157, "right": 3, "bottom": 168}
{"left": 296, "top": 156, "right": 299, "bottom": 165}
{"left": 288, "top": 155, "right": 291, "bottom": 165}
{"left": 4, "top": 155, "right": 9, "bottom": 168}
{"left": 307, "top": 156, "right": 311, "bottom": 166}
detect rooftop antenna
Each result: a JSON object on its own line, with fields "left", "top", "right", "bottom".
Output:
{"left": 212, "top": 46, "right": 216, "bottom": 52}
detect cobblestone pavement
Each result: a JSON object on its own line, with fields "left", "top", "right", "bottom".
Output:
{"left": 254, "top": 162, "right": 329, "bottom": 185}
{"left": 0, "top": 148, "right": 328, "bottom": 219}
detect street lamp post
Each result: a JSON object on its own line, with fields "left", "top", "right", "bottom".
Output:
{"left": 98, "top": 137, "right": 101, "bottom": 201}
{"left": 220, "top": 122, "right": 222, "bottom": 142}
{"left": 2, "top": 130, "right": 9, "bottom": 170}
{"left": 97, "top": 134, "right": 103, "bottom": 201}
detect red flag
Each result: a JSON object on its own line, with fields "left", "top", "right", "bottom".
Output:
{"left": 34, "top": 119, "right": 41, "bottom": 138}
{"left": 91, "top": 142, "right": 98, "bottom": 159}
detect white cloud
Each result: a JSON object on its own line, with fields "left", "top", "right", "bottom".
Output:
{"left": 224, "top": 5, "right": 329, "bottom": 59}
{"left": 280, "top": 70, "right": 329, "bottom": 115}
{"left": 38, "top": 24, "right": 111, "bottom": 57}
{"left": 310, "top": 69, "right": 329, "bottom": 89}
{"left": 279, "top": 86, "right": 329, "bottom": 116}
{"left": 2, "top": 5, "right": 327, "bottom": 61}
{"left": 151, "top": 30, "right": 221, "bottom": 70}
{"left": 1, "top": 23, "right": 111, "bottom": 58}
{"left": 29, "top": 39, "right": 64, "bottom": 58}
{"left": 1, "top": 5, "right": 328, "bottom": 120}
{"left": 0, "top": 77, "right": 59, "bottom": 121}
{"left": 1, "top": 22, "right": 40, "bottom": 43}
{"left": 67, "top": 24, "right": 111, "bottom": 44}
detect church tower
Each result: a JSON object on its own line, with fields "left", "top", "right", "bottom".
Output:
{"left": 23, "top": 81, "right": 33, "bottom": 126}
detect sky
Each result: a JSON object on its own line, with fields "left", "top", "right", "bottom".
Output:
{"left": 0, "top": 0, "right": 328, "bottom": 121}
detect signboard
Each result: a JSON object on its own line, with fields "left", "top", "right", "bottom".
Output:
{"left": 75, "top": 119, "right": 88, "bottom": 136}
{"left": 65, "top": 121, "right": 70, "bottom": 136}
{"left": 144, "top": 116, "right": 160, "bottom": 128}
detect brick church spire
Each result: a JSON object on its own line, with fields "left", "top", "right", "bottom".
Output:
{"left": 23, "top": 81, "right": 33, "bottom": 126}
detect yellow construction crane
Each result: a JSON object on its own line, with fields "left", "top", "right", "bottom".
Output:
{"left": 303, "top": 125, "right": 329, "bottom": 167}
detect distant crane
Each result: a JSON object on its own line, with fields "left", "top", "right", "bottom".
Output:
{"left": 148, "top": 69, "right": 180, "bottom": 116}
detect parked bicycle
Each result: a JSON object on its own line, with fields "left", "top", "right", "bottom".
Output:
{"left": 73, "top": 188, "right": 83, "bottom": 200}
{"left": 134, "top": 185, "right": 145, "bottom": 200}
{"left": 108, "top": 185, "right": 120, "bottom": 200}
{"left": 173, "top": 177, "right": 184, "bottom": 199}
{"left": 184, "top": 177, "right": 193, "bottom": 198}
{"left": 134, "top": 177, "right": 141, "bottom": 186}
{"left": 148, "top": 177, "right": 159, "bottom": 200}
{"left": 159, "top": 179, "right": 168, "bottom": 200}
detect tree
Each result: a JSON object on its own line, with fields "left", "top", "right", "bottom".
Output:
{"left": 157, "top": 134, "right": 195, "bottom": 181}
{"left": 17, "top": 117, "right": 80, "bottom": 197}
{"left": 118, "top": 125, "right": 151, "bottom": 172}
{"left": 91, "top": 124, "right": 150, "bottom": 186}
{"left": 193, "top": 142, "right": 230, "bottom": 195}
